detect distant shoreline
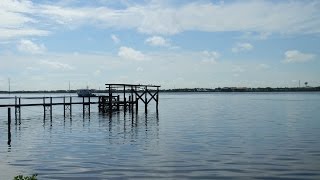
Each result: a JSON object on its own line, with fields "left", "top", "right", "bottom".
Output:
{"left": 0, "top": 87, "right": 319, "bottom": 94}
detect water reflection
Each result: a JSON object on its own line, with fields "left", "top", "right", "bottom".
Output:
{"left": 2, "top": 93, "right": 320, "bottom": 179}
{"left": 99, "top": 111, "right": 160, "bottom": 144}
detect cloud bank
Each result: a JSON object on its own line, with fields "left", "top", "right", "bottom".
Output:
{"left": 1, "top": 0, "right": 320, "bottom": 40}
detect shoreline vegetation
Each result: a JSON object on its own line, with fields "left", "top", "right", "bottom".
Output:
{"left": 0, "top": 86, "right": 320, "bottom": 94}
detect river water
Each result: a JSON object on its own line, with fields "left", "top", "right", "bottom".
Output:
{"left": 0, "top": 92, "right": 320, "bottom": 179}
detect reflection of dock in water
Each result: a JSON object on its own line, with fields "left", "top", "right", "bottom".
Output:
{"left": 98, "top": 111, "right": 160, "bottom": 144}
{"left": 7, "top": 110, "right": 159, "bottom": 147}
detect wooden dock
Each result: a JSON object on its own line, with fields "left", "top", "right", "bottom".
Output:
{"left": 100, "top": 84, "right": 160, "bottom": 113}
{"left": 2, "top": 83, "right": 160, "bottom": 146}
{"left": 0, "top": 83, "right": 160, "bottom": 119}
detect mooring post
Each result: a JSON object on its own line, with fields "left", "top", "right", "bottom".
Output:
{"left": 156, "top": 87, "right": 159, "bottom": 111}
{"left": 19, "top": 97, "right": 21, "bottom": 120}
{"left": 43, "top": 97, "right": 46, "bottom": 117}
{"left": 82, "top": 97, "right": 85, "bottom": 116}
{"left": 109, "top": 85, "right": 113, "bottom": 112}
{"left": 14, "top": 96, "right": 16, "bottom": 118}
{"left": 131, "top": 86, "right": 134, "bottom": 111}
{"left": 145, "top": 86, "right": 148, "bottom": 112}
{"left": 14, "top": 96, "right": 17, "bottom": 123}
{"left": 117, "top": 95, "right": 120, "bottom": 111}
{"left": 70, "top": 96, "right": 72, "bottom": 115}
{"left": 135, "top": 87, "right": 138, "bottom": 112}
{"left": 88, "top": 96, "right": 91, "bottom": 116}
{"left": 136, "top": 97, "right": 139, "bottom": 112}
{"left": 8, "top": 108, "right": 11, "bottom": 145}
{"left": 123, "top": 85, "right": 126, "bottom": 111}
{"left": 63, "top": 97, "right": 66, "bottom": 118}
{"left": 98, "top": 96, "right": 101, "bottom": 111}
{"left": 129, "top": 96, "right": 132, "bottom": 111}
{"left": 50, "top": 97, "right": 53, "bottom": 118}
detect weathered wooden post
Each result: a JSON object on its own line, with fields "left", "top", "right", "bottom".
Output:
{"left": 123, "top": 85, "right": 126, "bottom": 111}
{"left": 19, "top": 97, "right": 21, "bottom": 121}
{"left": 129, "top": 96, "right": 132, "bottom": 111}
{"left": 43, "top": 97, "right": 46, "bottom": 117}
{"left": 63, "top": 97, "right": 66, "bottom": 118}
{"left": 98, "top": 96, "right": 101, "bottom": 111}
{"left": 117, "top": 95, "right": 120, "bottom": 111}
{"left": 135, "top": 86, "right": 138, "bottom": 112}
{"left": 70, "top": 96, "right": 72, "bottom": 115}
{"left": 15, "top": 96, "right": 17, "bottom": 124}
{"left": 7, "top": 108, "right": 11, "bottom": 145}
{"left": 14, "top": 96, "right": 17, "bottom": 120}
{"left": 50, "top": 97, "right": 53, "bottom": 118}
{"left": 145, "top": 86, "right": 148, "bottom": 112}
{"left": 156, "top": 87, "right": 159, "bottom": 111}
{"left": 88, "top": 96, "right": 91, "bottom": 116}
{"left": 82, "top": 97, "right": 85, "bottom": 116}
{"left": 131, "top": 86, "right": 134, "bottom": 111}
{"left": 109, "top": 85, "right": 112, "bottom": 112}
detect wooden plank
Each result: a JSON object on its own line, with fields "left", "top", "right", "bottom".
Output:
{"left": 0, "top": 102, "right": 99, "bottom": 107}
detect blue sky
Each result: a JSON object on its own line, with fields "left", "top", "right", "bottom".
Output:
{"left": 0, "top": 0, "right": 319, "bottom": 90}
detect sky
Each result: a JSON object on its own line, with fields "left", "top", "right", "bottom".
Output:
{"left": 0, "top": 0, "right": 319, "bottom": 90}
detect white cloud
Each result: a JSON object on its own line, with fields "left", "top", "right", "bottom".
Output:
{"left": 17, "top": 39, "right": 46, "bottom": 54}
{"left": 284, "top": 50, "right": 315, "bottom": 63}
{"left": 201, "top": 50, "right": 220, "bottom": 64}
{"left": 0, "top": 1, "right": 319, "bottom": 40}
{"left": 40, "top": 60, "right": 74, "bottom": 70}
{"left": 232, "top": 43, "right": 253, "bottom": 53}
{"left": 0, "top": 0, "right": 49, "bottom": 39}
{"left": 257, "top": 64, "right": 270, "bottom": 70}
{"left": 0, "top": 0, "right": 34, "bottom": 27}
{"left": 111, "top": 34, "right": 120, "bottom": 44}
{"left": 145, "top": 36, "right": 170, "bottom": 47}
{"left": 118, "top": 46, "right": 146, "bottom": 61}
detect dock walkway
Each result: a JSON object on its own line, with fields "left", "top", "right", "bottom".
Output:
{"left": 0, "top": 83, "right": 160, "bottom": 118}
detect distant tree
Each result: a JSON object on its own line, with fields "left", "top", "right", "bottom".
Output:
{"left": 305, "top": 82, "right": 308, "bottom": 87}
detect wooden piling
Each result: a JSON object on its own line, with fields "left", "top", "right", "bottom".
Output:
{"left": 156, "top": 87, "right": 159, "bottom": 110}
{"left": 88, "top": 97, "right": 91, "bottom": 116}
{"left": 129, "top": 96, "right": 132, "bottom": 111}
{"left": 70, "top": 96, "right": 72, "bottom": 115}
{"left": 8, "top": 108, "right": 11, "bottom": 145}
{"left": 63, "top": 97, "right": 66, "bottom": 117}
{"left": 109, "top": 84, "right": 112, "bottom": 112}
{"left": 123, "top": 85, "right": 126, "bottom": 111}
{"left": 43, "top": 97, "right": 46, "bottom": 117}
{"left": 50, "top": 97, "right": 53, "bottom": 117}
{"left": 145, "top": 87, "right": 148, "bottom": 112}
{"left": 19, "top": 97, "right": 21, "bottom": 120}
{"left": 135, "top": 86, "right": 138, "bottom": 112}
{"left": 82, "top": 97, "right": 85, "bottom": 116}
{"left": 117, "top": 95, "right": 120, "bottom": 111}
{"left": 131, "top": 86, "right": 134, "bottom": 111}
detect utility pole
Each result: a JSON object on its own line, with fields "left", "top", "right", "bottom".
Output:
{"left": 299, "top": 80, "right": 300, "bottom": 88}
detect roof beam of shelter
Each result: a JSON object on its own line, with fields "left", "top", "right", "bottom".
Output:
{"left": 105, "top": 83, "right": 160, "bottom": 88}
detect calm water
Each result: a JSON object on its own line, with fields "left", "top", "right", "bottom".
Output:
{"left": 0, "top": 92, "right": 320, "bottom": 179}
